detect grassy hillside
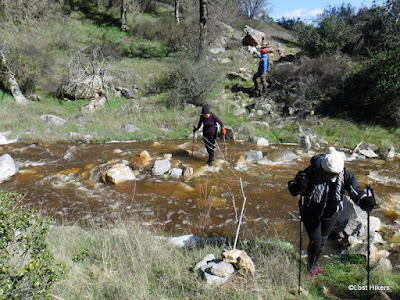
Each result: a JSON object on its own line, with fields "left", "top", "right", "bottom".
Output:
{"left": 0, "top": 5, "right": 398, "bottom": 148}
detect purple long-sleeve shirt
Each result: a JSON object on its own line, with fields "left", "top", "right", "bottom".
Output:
{"left": 196, "top": 113, "right": 224, "bottom": 136}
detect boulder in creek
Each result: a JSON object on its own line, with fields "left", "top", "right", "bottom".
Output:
{"left": 169, "top": 168, "right": 183, "bottom": 179}
{"left": 235, "top": 155, "right": 246, "bottom": 169}
{"left": 359, "top": 148, "right": 379, "bottom": 158}
{"left": 129, "top": 150, "right": 151, "bottom": 169}
{"left": 0, "top": 132, "right": 18, "bottom": 145}
{"left": 152, "top": 158, "right": 171, "bottom": 176}
{"left": 0, "top": 154, "right": 18, "bottom": 183}
{"left": 244, "top": 150, "right": 263, "bottom": 163}
{"left": 101, "top": 164, "right": 136, "bottom": 184}
{"left": 248, "top": 136, "right": 269, "bottom": 146}
{"left": 182, "top": 167, "right": 194, "bottom": 181}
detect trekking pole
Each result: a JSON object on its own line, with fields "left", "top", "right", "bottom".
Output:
{"left": 192, "top": 126, "right": 196, "bottom": 158}
{"left": 223, "top": 131, "right": 228, "bottom": 158}
{"left": 366, "top": 185, "right": 374, "bottom": 295}
{"left": 367, "top": 209, "right": 370, "bottom": 294}
{"left": 298, "top": 195, "right": 305, "bottom": 294}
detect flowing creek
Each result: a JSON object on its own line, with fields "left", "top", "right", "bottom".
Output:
{"left": 1, "top": 140, "right": 399, "bottom": 248}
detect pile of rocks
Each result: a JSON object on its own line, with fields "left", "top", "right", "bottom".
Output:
{"left": 194, "top": 249, "right": 255, "bottom": 288}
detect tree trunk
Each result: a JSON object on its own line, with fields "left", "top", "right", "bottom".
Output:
{"left": 199, "top": 0, "right": 208, "bottom": 56}
{"left": 174, "top": 0, "right": 180, "bottom": 24}
{"left": 120, "top": 0, "right": 129, "bottom": 31}
{"left": 0, "top": 50, "right": 30, "bottom": 105}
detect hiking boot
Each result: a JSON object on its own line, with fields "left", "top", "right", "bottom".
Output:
{"left": 308, "top": 266, "right": 322, "bottom": 278}
{"left": 207, "top": 160, "right": 214, "bottom": 166}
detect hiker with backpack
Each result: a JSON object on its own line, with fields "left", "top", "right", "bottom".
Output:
{"left": 193, "top": 105, "right": 226, "bottom": 166}
{"left": 252, "top": 48, "right": 269, "bottom": 94}
{"left": 288, "top": 147, "right": 376, "bottom": 277}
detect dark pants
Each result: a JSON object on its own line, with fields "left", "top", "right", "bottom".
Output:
{"left": 203, "top": 134, "right": 215, "bottom": 163}
{"left": 301, "top": 208, "right": 338, "bottom": 270}
{"left": 253, "top": 72, "right": 268, "bottom": 92}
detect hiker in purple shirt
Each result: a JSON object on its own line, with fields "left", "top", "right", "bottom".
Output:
{"left": 193, "top": 105, "right": 226, "bottom": 166}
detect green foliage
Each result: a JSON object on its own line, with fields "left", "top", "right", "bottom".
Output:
{"left": 316, "top": 253, "right": 400, "bottom": 299}
{"left": 294, "top": 5, "right": 356, "bottom": 57}
{"left": 127, "top": 40, "right": 171, "bottom": 58}
{"left": 294, "top": 1, "right": 400, "bottom": 57}
{"left": 330, "top": 48, "right": 400, "bottom": 126}
{"left": 354, "top": 1, "right": 400, "bottom": 54}
{"left": 71, "top": 249, "right": 90, "bottom": 263}
{"left": 0, "top": 189, "right": 61, "bottom": 299}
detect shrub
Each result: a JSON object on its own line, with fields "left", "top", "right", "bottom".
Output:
{"left": 352, "top": 1, "right": 400, "bottom": 55}
{"left": 168, "top": 55, "right": 219, "bottom": 107}
{"left": 328, "top": 48, "right": 400, "bottom": 126}
{"left": 271, "top": 55, "right": 352, "bottom": 111}
{"left": 0, "top": 189, "right": 60, "bottom": 299}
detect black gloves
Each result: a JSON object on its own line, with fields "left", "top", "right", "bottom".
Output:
{"left": 288, "top": 172, "right": 308, "bottom": 196}
{"left": 359, "top": 196, "right": 376, "bottom": 211}
{"left": 294, "top": 172, "right": 308, "bottom": 190}
{"left": 359, "top": 187, "right": 376, "bottom": 211}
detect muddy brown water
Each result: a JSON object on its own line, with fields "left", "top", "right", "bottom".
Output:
{"left": 1, "top": 140, "right": 399, "bottom": 246}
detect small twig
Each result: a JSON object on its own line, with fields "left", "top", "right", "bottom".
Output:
{"left": 233, "top": 178, "right": 247, "bottom": 250}
{"left": 48, "top": 294, "right": 67, "bottom": 300}
{"left": 231, "top": 195, "right": 238, "bottom": 223}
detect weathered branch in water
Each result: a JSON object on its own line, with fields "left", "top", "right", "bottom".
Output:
{"left": 0, "top": 47, "right": 30, "bottom": 105}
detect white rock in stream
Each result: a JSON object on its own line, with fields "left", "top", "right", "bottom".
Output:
{"left": 248, "top": 137, "right": 269, "bottom": 146}
{"left": 101, "top": 164, "right": 136, "bottom": 184}
{"left": 0, "top": 133, "right": 18, "bottom": 145}
{"left": 0, "top": 154, "right": 18, "bottom": 183}
{"left": 169, "top": 168, "right": 183, "bottom": 179}
{"left": 152, "top": 158, "right": 171, "bottom": 176}
{"left": 244, "top": 150, "right": 263, "bottom": 162}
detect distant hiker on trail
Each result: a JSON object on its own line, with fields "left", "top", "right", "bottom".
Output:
{"left": 288, "top": 147, "right": 376, "bottom": 278}
{"left": 193, "top": 105, "right": 226, "bottom": 166}
{"left": 252, "top": 48, "right": 268, "bottom": 93}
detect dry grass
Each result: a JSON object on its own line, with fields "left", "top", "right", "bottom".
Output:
{"left": 48, "top": 216, "right": 307, "bottom": 300}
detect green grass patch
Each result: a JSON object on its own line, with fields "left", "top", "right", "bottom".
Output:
{"left": 309, "top": 118, "right": 400, "bottom": 149}
{"left": 315, "top": 253, "right": 400, "bottom": 299}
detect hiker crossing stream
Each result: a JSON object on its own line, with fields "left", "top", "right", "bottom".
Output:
{"left": 1, "top": 140, "right": 399, "bottom": 247}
